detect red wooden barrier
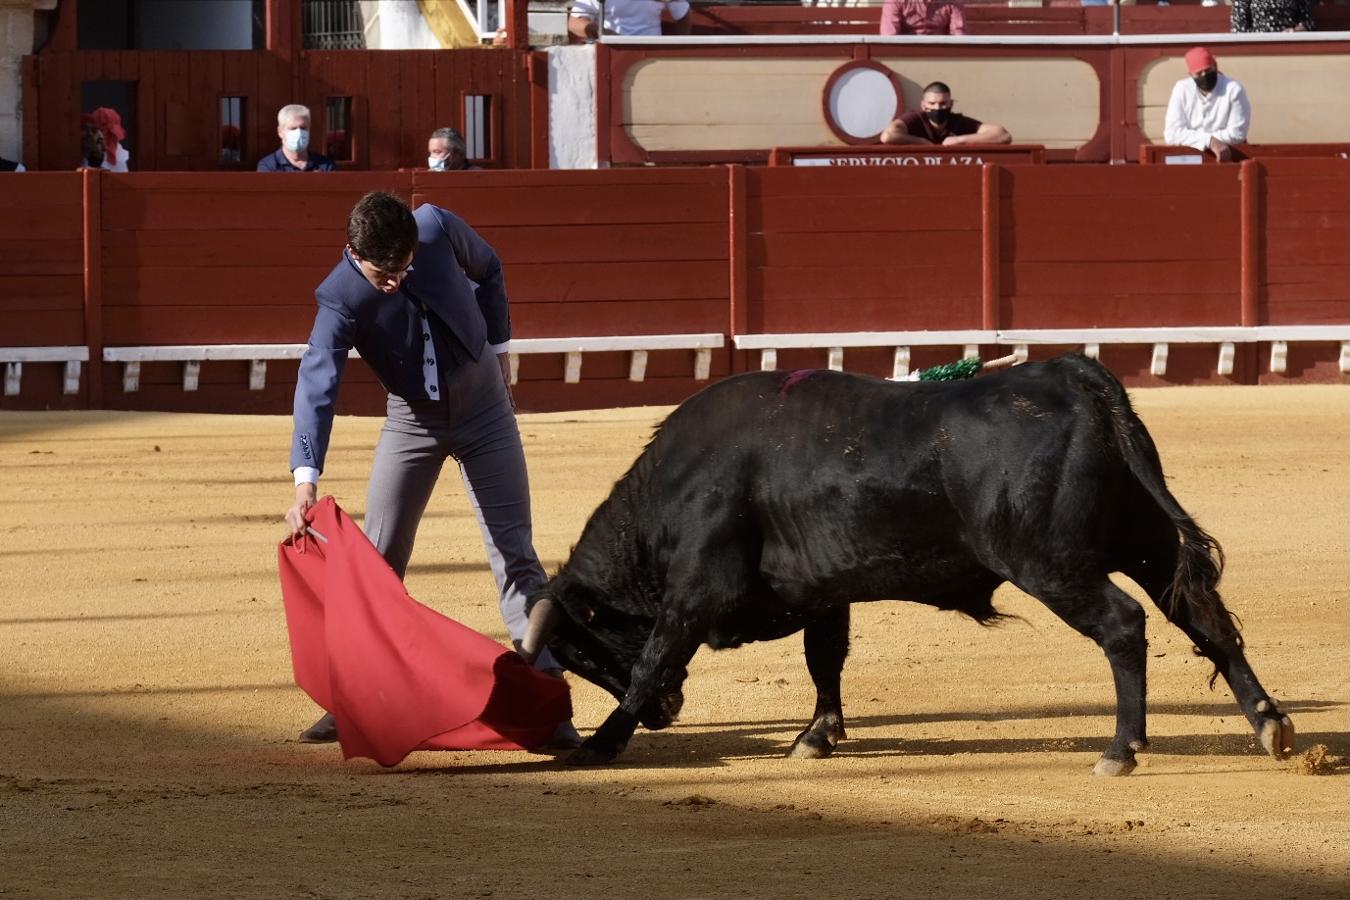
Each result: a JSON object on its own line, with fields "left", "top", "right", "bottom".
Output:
{"left": 411, "top": 168, "right": 732, "bottom": 410}
{"left": 2, "top": 164, "right": 1346, "bottom": 412}
{"left": 0, "top": 174, "right": 85, "bottom": 347}
{"left": 1260, "top": 158, "right": 1349, "bottom": 327}
{"left": 999, "top": 165, "right": 1241, "bottom": 329}
{"left": 998, "top": 165, "right": 1248, "bottom": 384}
{"left": 96, "top": 172, "right": 412, "bottom": 412}
{"left": 743, "top": 165, "right": 988, "bottom": 375}
{"left": 745, "top": 166, "right": 984, "bottom": 333}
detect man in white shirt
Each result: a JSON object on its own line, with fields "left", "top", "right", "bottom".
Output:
{"left": 569, "top": 0, "right": 691, "bottom": 39}
{"left": 1163, "top": 46, "right": 1251, "bottom": 161}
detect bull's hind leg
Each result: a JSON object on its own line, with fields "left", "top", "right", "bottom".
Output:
{"left": 1125, "top": 556, "right": 1295, "bottom": 761}
{"left": 1025, "top": 578, "right": 1150, "bottom": 776}
{"left": 787, "top": 607, "right": 850, "bottom": 759}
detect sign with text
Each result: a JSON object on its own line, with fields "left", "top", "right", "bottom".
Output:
{"left": 769, "top": 145, "right": 1045, "bottom": 167}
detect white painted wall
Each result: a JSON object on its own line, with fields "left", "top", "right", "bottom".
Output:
{"left": 362, "top": 0, "right": 442, "bottom": 49}
{"left": 548, "top": 44, "right": 598, "bottom": 169}
{"left": 0, "top": 0, "right": 55, "bottom": 165}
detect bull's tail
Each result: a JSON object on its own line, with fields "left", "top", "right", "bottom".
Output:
{"left": 1071, "top": 357, "right": 1243, "bottom": 670}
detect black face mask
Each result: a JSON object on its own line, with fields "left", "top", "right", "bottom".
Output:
{"left": 925, "top": 107, "right": 951, "bottom": 126}
{"left": 1194, "top": 70, "right": 1218, "bottom": 92}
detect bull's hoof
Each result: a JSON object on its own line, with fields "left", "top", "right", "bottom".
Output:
{"left": 639, "top": 689, "right": 684, "bottom": 731}
{"left": 786, "top": 728, "right": 838, "bottom": 760}
{"left": 1092, "top": 756, "right": 1137, "bottom": 777}
{"left": 566, "top": 740, "right": 621, "bottom": 767}
{"left": 1256, "top": 701, "right": 1296, "bottom": 760}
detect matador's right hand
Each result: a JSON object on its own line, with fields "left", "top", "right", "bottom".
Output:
{"left": 285, "top": 482, "right": 318, "bottom": 539}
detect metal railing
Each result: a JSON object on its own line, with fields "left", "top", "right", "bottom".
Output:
{"left": 303, "top": 0, "right": 366, "bottom": 50}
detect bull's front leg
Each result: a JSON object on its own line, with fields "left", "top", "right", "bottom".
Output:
{"left": 788, "top": 607, "right": 850, "bottom": 759}
{"left": 568, "top": 606, "right": 702, "bottom": 766}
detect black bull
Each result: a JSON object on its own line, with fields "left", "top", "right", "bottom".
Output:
{"left": 524, "top": 355, "right": 1295, "bottom": 774}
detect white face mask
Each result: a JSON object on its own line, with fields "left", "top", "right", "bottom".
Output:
{"left": 283, "top": 127, "right": 310, "bottom": 153}
{"left": 427, "top": 156, "right": 446, "bottom": 171}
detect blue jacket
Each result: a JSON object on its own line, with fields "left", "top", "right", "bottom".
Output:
{"left": 256, "top": 149, "right": 337, "bottom": 172}
{"left": 290, "top": 204, "right": 510, "bottom": 473}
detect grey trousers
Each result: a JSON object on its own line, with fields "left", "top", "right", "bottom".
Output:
{"left": 361, "top": 346, "right": 558, "bottom": 671}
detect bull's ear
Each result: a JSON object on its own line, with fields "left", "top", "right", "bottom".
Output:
{"left": 519, "top": 596, "right": 562, "bottom": 665}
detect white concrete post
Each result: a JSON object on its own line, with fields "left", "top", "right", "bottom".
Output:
{"left": 548, "top": 44, "right": 598, "bottom": 169}
{"left": 0, "top": 1, "right": 56, "bottom": 164}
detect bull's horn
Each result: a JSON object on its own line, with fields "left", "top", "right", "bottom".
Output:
{"left": 519, "top": 596, "right": 562, "bottom": 666}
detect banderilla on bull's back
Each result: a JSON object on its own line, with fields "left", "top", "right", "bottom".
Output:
{"left": 899, "top": 352, "right": 1021, "bottom": 382}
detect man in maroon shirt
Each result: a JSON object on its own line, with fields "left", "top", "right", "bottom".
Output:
{"left": 880, "top": 81, "right": 1012, "bottom": 146}
{"left": 881, "top": 0, "right": 967, "bottom": 35}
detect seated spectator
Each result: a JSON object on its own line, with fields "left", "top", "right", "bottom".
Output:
{"left": 880, "top": 82, "right": 1011, "bottom": 146}
{"left": 569, "top": 0, "right": 691, "bottom": 39}
{"left": 1163, "top": 47, "right": 1250, "bottom": 162}
{"left": 881, "top": 0, "right": 967, "bottom": 36}
{"left": 427, "top": 127, "right": 478, "bottom": 171}
{"left": 1231, "top": 0, "right": 1315, "bottom": 33}
{"left": 0, "top": 155, "right": 24, "bottom": 172}
{"left": 78, "top": 121, "right": 106, "bottom": 170}
{"left": 257, "top": 104, "right": 336, "bottom": 172}
{"left": 84, "top": 107, "right": 130, "bottom": 172}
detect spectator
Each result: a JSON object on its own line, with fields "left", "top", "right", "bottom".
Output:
{"left": 427, "top": 127, "right": 477, "bottom": 171}
{"left": 880, "top": 81, "right": 1012, "bottom": 146}
{"left": 0, "top": 155, "right": 24, "bottom": 172}
{"left": 84, "top": 108, "right": 130, "bottom": 172}
{"left": 569, "top": 0, "right": 691, "bottom": 39}
{"left": 1163, "top": 47, "right": 1251, "bottom": 162}
{"left": 1232, "top": 0, "right": 1315, "bottom": 32}
{"left": 78, "top": 121, "right": 106, "bottom": 170}
{"left": 257, "top": 104, "right": 337, "bottom": 172}
{"left": 880, "top": 0, "right": 967, "bottom": 36}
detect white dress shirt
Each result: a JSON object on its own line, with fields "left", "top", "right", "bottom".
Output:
{"left": 100, "top": 145, "right": 131, "bottom": 173}
{"left": 570, "top": 0, "right": 690, "bottom": 36}
{"left": 1163, "top": 73, "right": 1251, "bottom": 151}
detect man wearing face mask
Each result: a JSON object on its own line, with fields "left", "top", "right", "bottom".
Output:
{"left": 880, "top": 82, "right": 1012, "bottom": 147}
{"left": 426, "top": 127, "right": 478, "bottom": 172}
{"left": 257, "top": 104, "right": 337, "bottom": 172}
{"left": 78, "top": 121, "right": 106, "bottom": 170}
{"left": 1163, "top": 47, "right": 1250, "bottom": 162}
{"left": 284, "top": 192, "right": 581, "bottom": 749}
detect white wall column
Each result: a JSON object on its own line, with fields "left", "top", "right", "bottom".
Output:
{"left": 548, "top": 43, "right": 597, "bottom": 169}
{"left": 0, "top": 1, "right": 54, "bottom": 164}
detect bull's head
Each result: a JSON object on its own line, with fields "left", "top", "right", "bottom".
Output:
{"left": 521, "top": 577, "right": 684, "bottom": 730}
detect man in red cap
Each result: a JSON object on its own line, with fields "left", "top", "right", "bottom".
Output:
{"left": 1163, "top": 47, "right": 1250, "bottom": 161}
{"left": 83, "top": 107, "right": 131, "bottom": 172}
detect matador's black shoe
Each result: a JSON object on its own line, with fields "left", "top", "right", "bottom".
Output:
{"left": 298, "top": 711, "right": 338, "bottom": 743}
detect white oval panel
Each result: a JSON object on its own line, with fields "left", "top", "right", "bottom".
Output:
{"left": 828, "top": 66, "right": 898, "bottom": 140}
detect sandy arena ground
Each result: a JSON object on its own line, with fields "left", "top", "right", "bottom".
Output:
{"left": 0, "top": 383, "right": 1347, "bottom": 899}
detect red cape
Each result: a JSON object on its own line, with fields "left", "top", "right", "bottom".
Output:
{"left": 277, "top": 497, "right": 571, "bottom": 766}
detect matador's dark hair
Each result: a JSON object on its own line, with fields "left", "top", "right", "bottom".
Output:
{"left": 347, "top": 191, "right": 418, "bottom": 270}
